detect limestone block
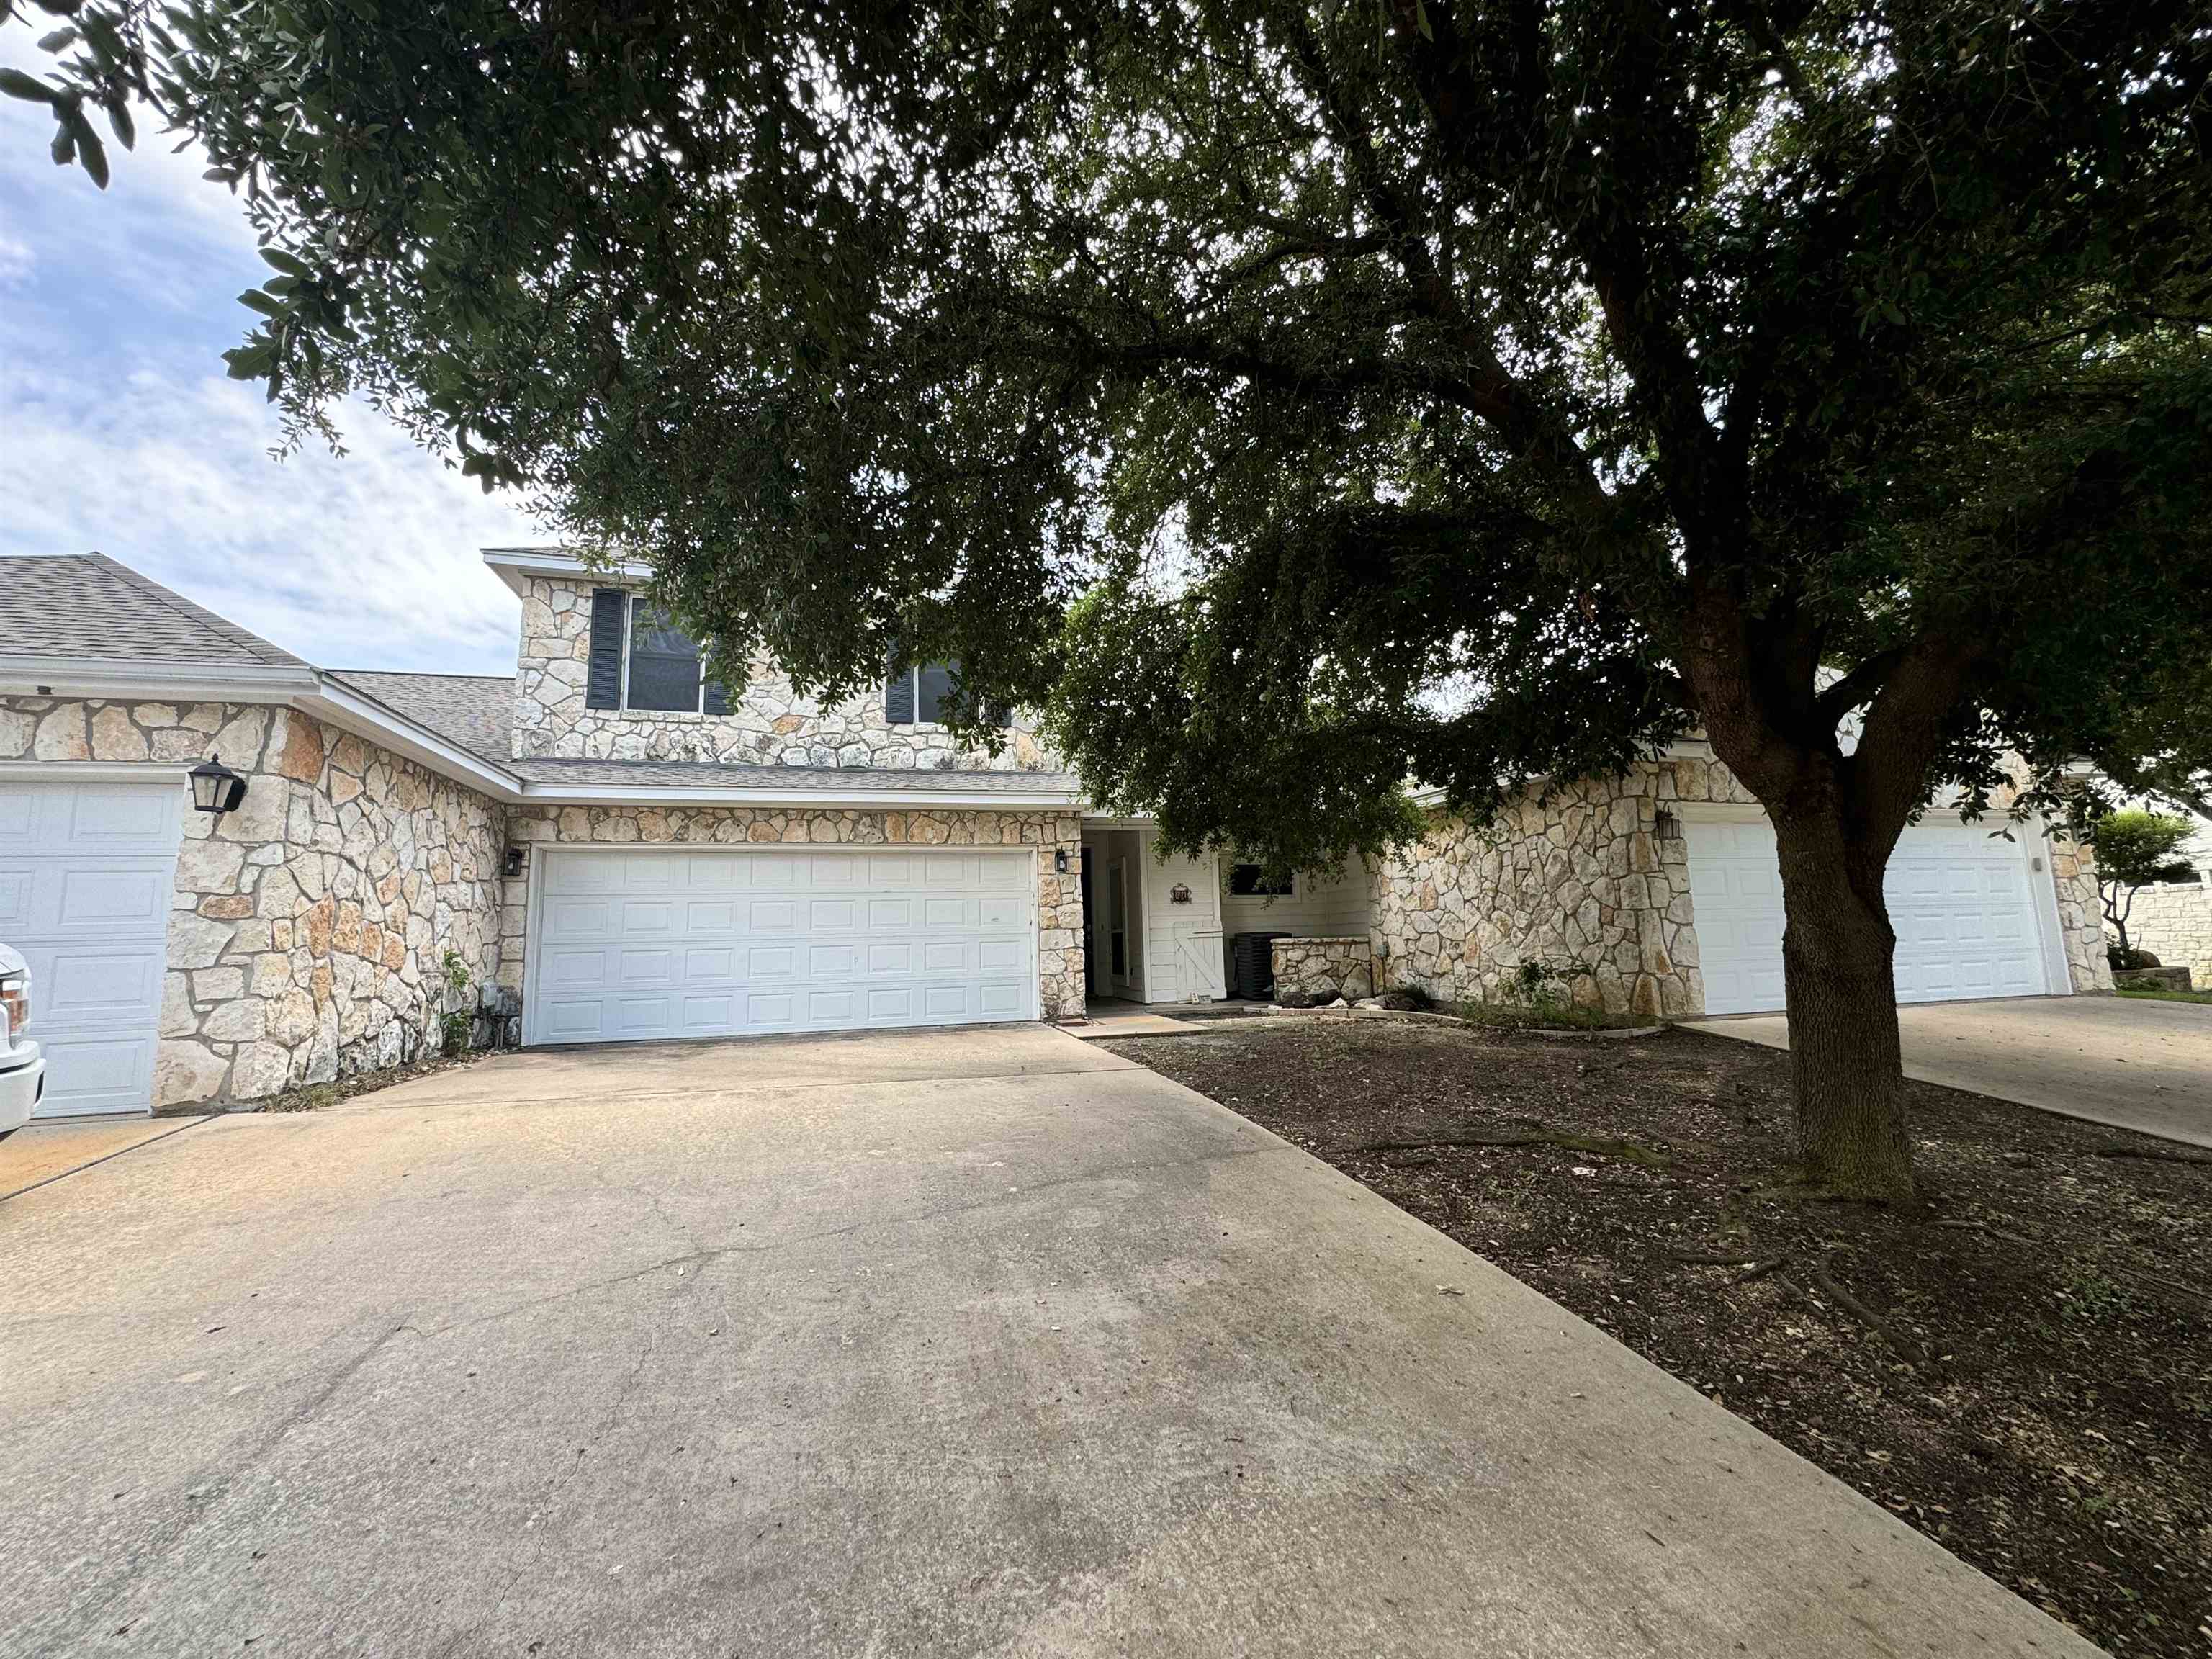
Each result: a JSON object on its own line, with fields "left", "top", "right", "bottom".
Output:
{"left": 168, "top": 911, "right": 235, "bottom": 970}
{"left": 176, "top": 836, "right": 247, "bottom": 894}
{"left": 202, "top": 999, "right": 268, "bottom": 1043}
{"left": 230, "top": 1041, "right": 292, "bottom": 1100}
{"left": 194, "top": 967, "right": 246, "bottom": 1002}
{"left": 161, "top": 974, "right": 197, "bottom": 1038}
{"left": 90, "top": 705, "right": 148, "bottom": 761}
{"left": 0, "top": 706, "right": 35, "bottom": 758}
{"left": 155, "top": 1040, "right": 230, "bottom": 1108}
{"left": 32, "top": 705, "right": 89, "bottom": 760}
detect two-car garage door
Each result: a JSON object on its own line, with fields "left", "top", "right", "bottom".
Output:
{"left": 528, "top": 847, "right": 1037, "bottom": 1045}
{"left": 1685, "top": 815, "right": 2059, "bottom": 1017}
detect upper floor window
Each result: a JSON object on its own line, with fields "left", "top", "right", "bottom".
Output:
{"left": 585, "top": 588, "right": 728, "bottom": 714}
{"left": 884, "top": 660, "right": 958, "bottom": 725}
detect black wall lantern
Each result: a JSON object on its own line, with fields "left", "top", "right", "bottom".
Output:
{"left": 189, "top": 755, "right": 248, "bottom": 819}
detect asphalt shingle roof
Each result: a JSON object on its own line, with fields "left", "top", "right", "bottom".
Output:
{"left": 323, "top": 670, "right": 1082, "bottom": 796}
{"left": 323, "top": 670, "right": 516, "bottom": 768}
{"left": 0, "top": 552, "right": 308, "bottom": 670}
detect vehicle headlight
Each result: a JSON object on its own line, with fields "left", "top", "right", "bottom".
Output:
{"left": 0, "top": 975, "right": 27, "bottom": 1043}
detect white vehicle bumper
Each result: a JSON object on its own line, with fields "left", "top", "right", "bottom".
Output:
{"left": 0, "top": 1043, "right": 45, "bottom": 1138}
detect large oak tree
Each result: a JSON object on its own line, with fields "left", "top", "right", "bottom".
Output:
{"left": 9, "top": 0, "right": 2210, "bottom": 1201}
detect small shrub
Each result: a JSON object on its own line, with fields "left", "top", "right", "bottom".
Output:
{"left": 1276, "top": 988, "right": 1321, "bottom": 1009}
{"left": 439, "top": 949, "right": 475, "bottom": 1058}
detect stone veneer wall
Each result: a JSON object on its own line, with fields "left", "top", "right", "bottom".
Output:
{"left": 2049, "top": 837, "right": 2114, "bottom": 994}
{"left": 1370, "top": 755, "right": 2111, "bottom": 1017}
{"left": 1370, "top": 763, "right": 1702, "bottom": 1019}
{"left": 502, "top": 804, "right": 1086, "bottom": 1020}
{"left": 1, "top": 697, "right": 505, "bottom": 1107}
{"left": 511, "top": 575, "right": 1060, "bottom": 771}
{"left": 2114, "top": 881, "right": 2212, "bottom": 990}
{"left": 1270, "top": 938, "right": 1375, "bottom": 1002}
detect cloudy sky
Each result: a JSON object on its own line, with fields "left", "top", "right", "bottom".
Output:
{"left": 0, "top": 37, "right": 539, "bottom": 675}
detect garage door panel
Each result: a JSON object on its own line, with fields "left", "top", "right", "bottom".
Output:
{"left": 0, "top": 870, "right": 29, "bottom": 930}
{"left": 685, "top": 946, "right": 737, "bottom": 979}
{"left": 1686, "top": 814, "right": 2049, "bottom": 1017}
{"left": 809, "top": 899, "right": 858, "bottom": 930}
{"left": 0, "top": 778, "right": 184, "bottom": 1116}
{"left": 529, "top": 848, "right": 1036, "bottom": 1043}
{"left": 40, "top": 943, "right": 165, "bottom": 1022}
{"left": 979, "top": 981, "right": 1027, "bottom": 1015}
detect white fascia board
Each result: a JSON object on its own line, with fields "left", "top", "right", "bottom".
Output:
{"left": 480, "top": 546, "right": 652, "bottom": 598}
{"left": 0, "top": 656, "right": 319, "bottom": 702}
{"left": 517, "top": 782, "right": 1087, "bottom": 809}
{"left": 293, "top": 682, "right": 525, "bottom": 803}
{"left": 0, "top": 760, "right": 192, "bottom": 784}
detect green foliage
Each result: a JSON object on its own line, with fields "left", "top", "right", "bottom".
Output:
{"left": 6, "top": 0, "right": 2203, "bottom": 866}
{"left": 10, "top": 0, "right": 2212, "bottom": 1187}
{"left": 2093, "top": 808, "right": 2199, "bottom": 956}
{"left": 2092, "top": 810, "right": 2200, "bottom": 893}
{"left": 439, "top": 948, "right": 472, "bottom": 1058}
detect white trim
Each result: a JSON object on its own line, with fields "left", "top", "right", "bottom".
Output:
{"left": 521, "top": 840, "right": 1045, "bottom": 1046}
{"left": 482, "top": 546, "right": 652, "bottom": 598}
{"left": 0, "top": 658, "right": 317, "bottom": 701}
{"left": 2022, "top": 816, "right": 2075, "bottom": 998}
{"left": 1671, "top": 800, "right": 1768, "bottom": 823}
{"left": 0, "top": 760, "right": 192, "bottom": 785}
{"left": 513, "top": 782, "right": 1083, "bottom": 809}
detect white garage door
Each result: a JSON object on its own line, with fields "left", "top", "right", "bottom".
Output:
{"left": 528, "top": 846, "right": 1037, "bottom": 1044}
{"left": 1685, "top": 814, "right": 2055, "bottom": 1017}
{"left": 0, "top": 775, "right": 184, "bottom": 1116}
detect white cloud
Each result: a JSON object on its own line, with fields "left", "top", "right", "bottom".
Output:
{"left": 0, "top": 29, "right": 543, "bottom": 674}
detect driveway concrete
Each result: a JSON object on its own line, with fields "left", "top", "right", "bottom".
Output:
{"left": 1687, "top": 994, "right": 2212, "bottom": 1148}
{"left": 0, "top": 1025, "right": 2094, "bottom": 1658}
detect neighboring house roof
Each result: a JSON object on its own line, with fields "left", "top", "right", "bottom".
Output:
{"left": 0, "top": 552, "right": 310, "bottom": 673}
{"left": 323, "top": 670, "right": 516, "bottom": 768}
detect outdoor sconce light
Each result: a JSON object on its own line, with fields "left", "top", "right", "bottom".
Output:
{"left": 188, "top": 755, "right": 248, "bottom": 819}
{"left": 1169, "top": 882, "right": 1193, "bottom": 905}
{"left": 1654, "top": 807, "right": 1681, "bottom": 841}
{"left": 1054, "top": 848, "right": 1069, "bottom": 873}
{"left": 503, "top": 846, "right": 526, "bottom": 879}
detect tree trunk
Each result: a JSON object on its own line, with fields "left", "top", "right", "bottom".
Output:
{"left": 1768, "top": 806, "right": 1918, "bottom": 1206}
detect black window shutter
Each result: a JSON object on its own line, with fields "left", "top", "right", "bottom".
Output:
{"left": 585, "top": 588, "right": 627, "bottom": 709}
{"left": 884, "top": 665, "right": 914, "bottom": 724}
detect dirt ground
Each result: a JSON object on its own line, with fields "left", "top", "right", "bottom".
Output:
{"left": 1105, "top": 1019, "right": 2212, "bottom": 1658}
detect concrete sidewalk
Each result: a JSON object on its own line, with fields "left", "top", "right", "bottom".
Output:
{"left": 0, "top": 1025, "right": 2098, "bottom": 1656}
{"left": 1687, "top": 993, "right": 2212, "bottom": 1148}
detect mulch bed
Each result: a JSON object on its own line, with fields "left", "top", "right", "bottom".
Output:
{"left": 246, "top": 1049, "right": 487, "bottom": 1115}
{"left": 1103, "top": 1020, "right": 2212, "bottom": 1658}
